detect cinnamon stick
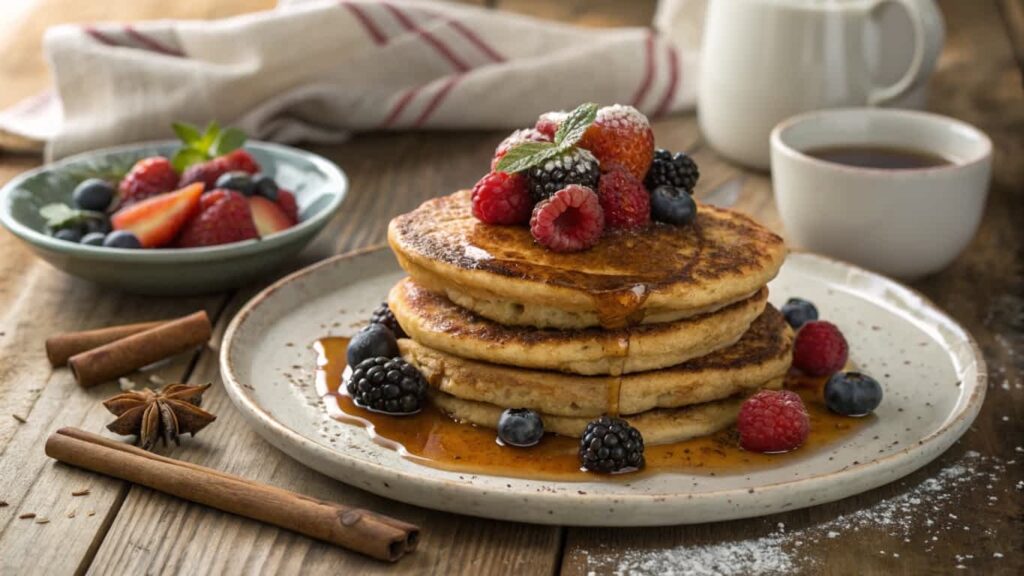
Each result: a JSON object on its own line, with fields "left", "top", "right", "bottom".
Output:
{"left": 46, "top": 320, "right": 165, "bottom": 366}
{"left": 68, "top": 311, "right": 212, "bottom": 388}
{"left": 45, "top": 428, "right": 419, "bottom": 561}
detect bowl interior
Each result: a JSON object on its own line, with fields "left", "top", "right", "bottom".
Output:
{"left": 774, "top": 109, "right": 991, "bottom": 166}
{"left": 1, "top": 140, "right": 346, "bottom": 260}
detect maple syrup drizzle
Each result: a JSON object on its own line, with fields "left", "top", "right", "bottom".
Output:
{"left": 315, "top": 337, "right": 869, "bottom": 481}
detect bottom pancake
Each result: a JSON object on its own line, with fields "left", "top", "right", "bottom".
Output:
{"left": 430, "top": 378, "right": 783, "bottom": 446}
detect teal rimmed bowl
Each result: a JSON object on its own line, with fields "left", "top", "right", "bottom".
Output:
{"left": 0, "top": 140, "right": 347, "bottom": 295}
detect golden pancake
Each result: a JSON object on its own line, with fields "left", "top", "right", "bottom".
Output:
{"left": 390, "top": 277, "right": 769, "bottom": 376}
{"left": 388, "top": 190, "right": 786, "bottom": 329}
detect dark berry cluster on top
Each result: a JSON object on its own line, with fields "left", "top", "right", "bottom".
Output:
{"left": 344, "top": 302, "right": 427, "bottom": 415}
{"left": 471, "top": 103, "right": 702, "bottom": 254}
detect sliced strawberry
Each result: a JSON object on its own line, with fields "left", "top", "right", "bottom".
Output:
{"left": 249, "top": 196, "right": 294, "bottom": 237}
{"left": 275, "top": 188, "right": 299, "bottom": 223}
{"left": 110, "top": 183, "right": 203, "bottom": 248}
{"left": 177, "top": 190, "right": 258, "bottom": 247}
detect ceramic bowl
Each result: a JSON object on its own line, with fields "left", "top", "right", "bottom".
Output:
{"left": 0, "top": 140, "right": 347, "bottom": 295}
{"left": 771, "top": 108, "right": 991, "bottom": 279}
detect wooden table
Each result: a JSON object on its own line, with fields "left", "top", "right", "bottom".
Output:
{"left": 1, "top": 1, "right": 1021, "bottom": 574}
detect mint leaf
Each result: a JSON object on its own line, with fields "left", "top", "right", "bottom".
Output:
{"left": 553, "top": 102, "right": 597, "bottom": 149}
{"left": 197, "top": 121, "right": 221, "bottom": 152}
{"left": 494, "top": 142, "right": 561, "bottom": 174}
{"left": 40, "top": 203, "right": 78, "bottom": 228}
{"left": 171, "top": 148, "right": 209, "bottom": 173}
{"left": 213, "top": 127, "right": 246, "bottom": 156}
{"left": 172, "top": 122, "right": 202, "bottom": 145}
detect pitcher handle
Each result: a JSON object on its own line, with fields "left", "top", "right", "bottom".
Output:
{"left": 867, "top": 0, "right": 945, "bottom": 105}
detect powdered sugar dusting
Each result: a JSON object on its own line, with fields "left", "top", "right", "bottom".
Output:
{"left": 596, "top": 104, "right": 650, "bottom": 130}
{"left": 580, "top": 451, "right": 1015, "bottom": 575}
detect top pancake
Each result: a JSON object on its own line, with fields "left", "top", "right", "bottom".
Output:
{"left": 388, "top": 190, "right": 786, "bottom": 329}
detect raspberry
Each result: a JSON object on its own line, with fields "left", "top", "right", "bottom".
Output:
{"left": 597, "top": 167, "right": 650, "bottom": 230}
{"left": 793, "top": 321, "right": 849, "bottom": 376}
{"left": 118, "top": 157, "right": 179, "bottom": 207}
{"left": 534, "top": 111, "right": 568, "bottom": 139}
{"left": 491, "top": 128, "right": 550, "bottom": 170}
{"left": 577, "top": 104, "right": 654, "bottom": 181}
{"left": 529, "top": 185, "right": 604, "bottom": 252}
{"left": 471, "top": 171, "right": 532, "bottom": 225}
{"left": 179, "top": 149, "right": 261, "bottom": 189}
{"left": 176, "top": 189, "right": 259, "bottom": 247}
{"left": 737, "top": 390, "right": 810, "bottom": 453}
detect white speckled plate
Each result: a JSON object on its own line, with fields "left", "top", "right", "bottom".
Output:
{"left": 221, "top": 247, "right": 985, "bottom": 526}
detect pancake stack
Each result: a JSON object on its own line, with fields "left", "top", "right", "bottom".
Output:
{"left": 386, "top": 190, "right": 791, "bottom": 445}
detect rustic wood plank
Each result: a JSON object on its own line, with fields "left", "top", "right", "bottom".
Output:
{"left": 86, "top": 130, "right": 564, "bottom": 574}
{"left": 561, "top": 1, "right": 1024, "bottom": 575}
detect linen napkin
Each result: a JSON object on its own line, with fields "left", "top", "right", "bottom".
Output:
{"left": 0, "top": 0, "right": 705, "bottom": 161}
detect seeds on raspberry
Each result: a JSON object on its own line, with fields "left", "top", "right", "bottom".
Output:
{"left": 526, "top": 147, "right": 600, "bottom": 204}
{"left": 793, "top": 321, "right": 849, "bottom": 376}
{"left": 471, "top": 171, "right": 532, "bottom": 225}
{"left": 529, "top": 185, "right": 605, "bottom": 252}
{"left": 597, "top": 167, "right": 650, "bottom": 230}
{"left": 737, "top": 390, "right": 810, "bottom": 453}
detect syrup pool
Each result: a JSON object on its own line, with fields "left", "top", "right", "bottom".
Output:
{"left": 314, "top": 337, "right": 870, "bottom": 481}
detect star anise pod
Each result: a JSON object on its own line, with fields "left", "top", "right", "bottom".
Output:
{"left": 103, "top": 383, "right": 216, "bottom": 450}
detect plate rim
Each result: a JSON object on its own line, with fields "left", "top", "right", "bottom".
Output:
{"left": 220, "top": 246, "right": 987, "bottom": 524}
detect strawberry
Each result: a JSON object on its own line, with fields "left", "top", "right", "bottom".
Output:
{"left": 110, "top": 183, "right": 203, "bottom": 248}
{"left": 249, "top": 196, "right": 294, "bottom": 237}
{"left": 118, "top": 157, "right": 179, "bottom": 208}
{"left": 577, "top": 104, "right": 655, "bottom": 181}
{"left": 176, "top": 190, "right": 259, "bottom": 247}
{"left": 275, "top": 188, "right": 299, "bottom": 223}
{"left": 178, "top": 149, "right": 261, "bottom": 189}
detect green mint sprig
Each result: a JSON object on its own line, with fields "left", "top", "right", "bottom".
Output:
{"left": 170, "top": 121, "right": 247, "bottom": 172}
{"left": 40, "top": 203, "right": 106, "bottom": 231}
{"left": 494, "top": 102, "right": 597, "bottom": 174}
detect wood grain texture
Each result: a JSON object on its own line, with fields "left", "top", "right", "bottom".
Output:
{"left": 0, "top": 0, "right": 1019, "bottom": 574}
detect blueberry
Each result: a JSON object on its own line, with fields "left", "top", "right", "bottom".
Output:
{"left": 81, "top": 232, "right": 106, "bottom": 246}
{"left": 497, "top": 408, "right": 545, "bottom": 447}
{"left": 215, "top": 171, "right": 255, "bottom": 195}
{"left": 346, "top": 324, "right": 399, "bottom": 368}
{"left": 83, "top": 216, "right": 111, "bottom": 235}
{"left": 781, "top": 297, "right": 819, "bottom": 329}
{"left": 53, "top": 228, "right": 82, "bottom": 243}
{"left": 103, "top": 230, "right": 142, "bottom": 249}
{"left": 824, "top": 372, "right": 883, "bottom": 417}
{"left": 72, "top": 178, "right": 115, "bottom": 211}
{"left": 650, "top": 185, "right": 697, "bottom": 225}
{"left": 252, "top": 175, "right": 279, "bottom": 201}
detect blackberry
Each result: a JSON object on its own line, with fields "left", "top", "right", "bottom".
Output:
{"left": 526, "top": 147, "right": 599, "bottom": 203}
{"left": 346, "top": 356, "right": 427, "bottom": 415}
{"left": 579, "top": 416, "right": 645, "bottom": 473}
{"left": 644, "top": 149, "right": 700, "bottom": 192}
{"left": 369, "top": 302, "right": 406, "bottom": 338}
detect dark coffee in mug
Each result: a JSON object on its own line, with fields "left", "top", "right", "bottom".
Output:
{"left": 805, "top": 145, "right": 952, "bottom": 170}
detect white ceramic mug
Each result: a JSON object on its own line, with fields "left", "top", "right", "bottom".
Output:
{"left": 698, "top": 0, "right": 945, "bottom": 169}
{"left": 771, "top": 108, "right": 992, "bottom": 280}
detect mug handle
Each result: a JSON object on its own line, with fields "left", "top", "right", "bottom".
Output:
{"left": 866, "top": 0, "right": 945, "bottom": 105}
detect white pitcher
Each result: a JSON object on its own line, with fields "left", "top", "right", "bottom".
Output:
{"left": 697, "top": 0, "right": 944, "bottom": 169}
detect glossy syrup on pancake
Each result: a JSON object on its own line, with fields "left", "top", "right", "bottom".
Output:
{"left": 314, "top": 337, "right": 869, "bottom": 481}
{"left": 389, "top": 191, "right": 786, "bottom": 329}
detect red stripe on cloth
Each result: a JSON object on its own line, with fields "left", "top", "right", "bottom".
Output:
{"left": 443, "top": 19, "right": 505, "bottom": 63}
{"left": 382, "top": 2, "right": 470, "bottom": 72}
{"left": 655, "top": 42, "right": 680, "bottom": 117}
{"left": 340, "top": 1, "right": 388, "bottom": 45}
{"left": 83, "top": 26, "right": 120, "bottom": 47}
{"left": 630, "top": 31, "right": 656, "bottom": 108}
{"left": 123, "top": 25, "right": 184, "bottom": 57}
{"left": 414, "top": 75, "right": 462, "bottom": 127}
{"left": 381, "top": 86, "right": 422, "bottom": 128}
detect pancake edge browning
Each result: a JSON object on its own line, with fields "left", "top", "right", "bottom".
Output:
{"left": 388, "top": 190, "right": 787, "bottom": 329}
{"left": 390, "top": 278, "right": 769, "bottom": 376}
